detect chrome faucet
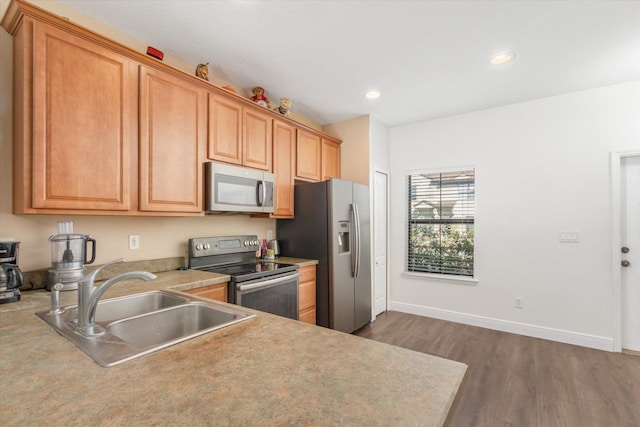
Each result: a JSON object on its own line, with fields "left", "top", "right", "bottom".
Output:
{"left": 76, "top": 259, "right": 157, "bottom": 336}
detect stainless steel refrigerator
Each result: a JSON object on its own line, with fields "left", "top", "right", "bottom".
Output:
{"left": 277, "top": 179, "right": 371, "bottom": 333}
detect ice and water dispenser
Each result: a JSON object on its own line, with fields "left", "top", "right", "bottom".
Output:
{"left": 337, "top": 221, "right": 350, "bottom": 253}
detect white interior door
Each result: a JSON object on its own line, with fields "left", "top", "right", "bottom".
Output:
{"left": 374, "top": 171, "right": 388, "bottom": 315}
{"left": 622, "top": 155, "right": 640, "bottom": 353}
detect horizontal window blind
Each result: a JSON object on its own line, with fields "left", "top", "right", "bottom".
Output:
{"left": 407, "top": 169, "right": 475, "bottom": 276}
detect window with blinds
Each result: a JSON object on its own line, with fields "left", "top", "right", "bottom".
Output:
{"left": 407, "top": 169, "right": 475, "bottom": 276}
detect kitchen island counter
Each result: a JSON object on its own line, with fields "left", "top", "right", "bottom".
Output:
{"left": 0, "top": 269, "right": 466, "bottom": 426}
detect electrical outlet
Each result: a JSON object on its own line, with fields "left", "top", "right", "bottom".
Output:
{"left": 515, "top": 297, "right": 524, "bottom": 309}
{"left": 267, "top": 230, "right": 273, "bottom": 240}
{"left": 559, "top": 232, "right": 580, "bottom": 243}
{"left": 129, "top": 234, "right": 140, "bottom": 250}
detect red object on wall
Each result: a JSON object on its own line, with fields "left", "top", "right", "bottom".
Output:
{"left": 146, "top": 46, "right": 164, "bottom": 60}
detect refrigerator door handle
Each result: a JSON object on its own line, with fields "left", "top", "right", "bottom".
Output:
{"left": 353, "top": 202, "right": 361, "bottom": 278}
{"left": 350, "top": 204, "right": 356, "bottom": 276}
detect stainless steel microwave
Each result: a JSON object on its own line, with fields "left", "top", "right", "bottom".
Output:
{"left": 205, "top": 162, "right": 274, "bottom": 214}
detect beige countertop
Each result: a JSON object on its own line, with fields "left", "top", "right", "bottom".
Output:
{"left": 276, "top": 257, "right": 319, "bottom": 268}
{"left": 0, "top": 269, "right": 467, "bottom": 426}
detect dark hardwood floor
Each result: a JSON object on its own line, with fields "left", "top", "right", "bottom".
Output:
{"left": 355, "top": 311, "right": 640, "bottom": 427}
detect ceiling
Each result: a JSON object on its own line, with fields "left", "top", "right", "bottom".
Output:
{"left": 29, "top": 1, "right": 640, "bottom": 127}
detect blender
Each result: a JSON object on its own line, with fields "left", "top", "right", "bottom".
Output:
{"left": 47, "top": 221, "right": 96, "bottom": 291}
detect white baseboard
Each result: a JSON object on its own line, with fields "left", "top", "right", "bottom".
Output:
{"left": 389, "top": 301, "right": 614, "bottom": 352}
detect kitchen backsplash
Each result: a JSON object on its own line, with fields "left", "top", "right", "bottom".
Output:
{"left": 21, "top": 257, "right": 186, "bottom": 291}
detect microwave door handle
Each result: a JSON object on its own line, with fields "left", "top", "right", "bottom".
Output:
{"left": 257, "top": 181, "right": 265, "bottom": 206}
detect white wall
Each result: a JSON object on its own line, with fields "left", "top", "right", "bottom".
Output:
{"left": 389, "top": 81, "right": 640, "bottom": 350}
{"left": 323, "top": 115, "right": 370, "bottom": 185}
{"left": 370, "top": 117, "right": 390, "bottom": 175}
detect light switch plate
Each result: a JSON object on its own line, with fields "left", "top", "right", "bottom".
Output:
{"left": 559, "top": 232, "right": 580, "bottom": 243}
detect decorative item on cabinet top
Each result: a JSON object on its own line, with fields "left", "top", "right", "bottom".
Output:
{"left": 195, "top": 63, "right": 209, "bottom": 81}
{"left": 146, "top": 46, "right": 164, "bottom": 60}
{"left": 250, "top": 86, "right": 271, "bottom": 109}
{"left": 273, "top": 98, "right": 292, "bottom": 117}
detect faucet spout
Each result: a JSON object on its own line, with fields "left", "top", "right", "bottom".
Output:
{"left": 76, "top": 261, "right": 157, "bottom": 336}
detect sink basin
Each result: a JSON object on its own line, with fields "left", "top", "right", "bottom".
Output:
{"left": 35, "top": 290, "right": 255, "bottom": 367}
{"left": 94, "top": 290, "right": 188, "bottom": 322}
{"left": 107, "top": 303, "right": 239, "bottom": 347}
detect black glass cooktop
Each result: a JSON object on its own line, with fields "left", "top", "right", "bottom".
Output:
{"left": 198, "top": 261, "right": 298, "bottom": 282}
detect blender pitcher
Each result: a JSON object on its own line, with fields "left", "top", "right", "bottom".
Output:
{"left": 48, "top": 233, "right": 96, "bottom": 291}
{"left": 50, "top": 234, "right": 96, "bottom": 269}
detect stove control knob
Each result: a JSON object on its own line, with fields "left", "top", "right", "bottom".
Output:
{"left": 203, "top": 243, "right": 210, "bottom": 250}
{"left": 243, "top": 240, "right": 249, "bottom": 246}
{"left": 195, "top": 244, "right": 203, "bottom": 251}
{"left": 253, "top": 239, "right": 259, "bottom": 246}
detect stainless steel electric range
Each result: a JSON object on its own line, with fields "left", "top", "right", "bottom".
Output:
{"left": 187, "top": 235, "right": 300, "bottom": 320}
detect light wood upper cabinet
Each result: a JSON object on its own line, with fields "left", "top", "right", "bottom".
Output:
{"left": 272, "top": 119, "right": 296, "bottom": 218}
{"left": 4, "top": 1, "right": 341, "bottom": 216}
{"left": 139, "top": 66, "right": 206, "bottom": 213}
{"left": 208, "top": 94, "right": 243, "bottom": 165}
{"left": 243, "top": 107, "right": 273, "bottom": 171}
{"left": 208, "top": 95, "right": 272, "bottom": 171}
{"left": 296, "top": 129, "right": 322, "bottom": 181}
{"left": 27, "top": 20, "right": 136, "bottom": 212}
{"left": 322, "top": 138, "right": 341, "bottom": 180}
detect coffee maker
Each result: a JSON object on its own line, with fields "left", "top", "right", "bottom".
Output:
{"left": 0, "top": 241, "right": 23, "bottom": 304}
{"left": 47, "top": 221, "right": 96, "bottom": 291}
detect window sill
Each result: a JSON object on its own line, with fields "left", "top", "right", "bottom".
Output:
{"left": 402, "top": 271, "right": 479, "bottom": 285}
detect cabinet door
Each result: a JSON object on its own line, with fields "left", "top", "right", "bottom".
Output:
{"left": 31, "top": 21, "right": 135, "bottom": 210}
{"left": 299, "top": 265, "right": 317, "bottom": 325}
{"left": 208, "top": 94, "right": 243, "bottom": 165}
{"left": 322, "top": 138, "right": 341, "bottom": 180}
{"left": 243, "top": 106, "right": 273, "bottom": 171}
{"left": 139, "top": 66, "right": 205, "bottom": 213}
{"left": 183, "top": 283, "right": 228, "bottom": 303}
{"left": 296, "top": 130, "right": 322, "bottom": 181}
{"left": 272, "top": 120, "right": 296, "bottom": 217}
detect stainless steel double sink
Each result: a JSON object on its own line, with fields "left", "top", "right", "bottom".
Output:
{"left": 36, "top": 290, "right": 255, "bottom": 367}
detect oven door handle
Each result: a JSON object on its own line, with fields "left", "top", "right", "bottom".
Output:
{"left": 237, "top": 272, "right": 301, "bottom": 292}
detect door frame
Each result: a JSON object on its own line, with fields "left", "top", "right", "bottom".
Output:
{"left": 373, "top": 168, "right": 390, "bottom": 319}
{"left": 611, "top": 149, "right": 640, "bottom": 352}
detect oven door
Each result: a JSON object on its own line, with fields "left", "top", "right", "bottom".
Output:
{"left": 234, "top": 272, "right": 300, "bottom": 320}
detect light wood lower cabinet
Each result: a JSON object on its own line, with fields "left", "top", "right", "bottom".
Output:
{"left": 298, "top": 265, "right": 317, "bottom": 324}
{"left": 183, "top": 282, "right": 228, "bottom": 303}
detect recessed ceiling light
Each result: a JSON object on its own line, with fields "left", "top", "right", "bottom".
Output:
{"left": 490, "top": 52, "right": 515, "bottom": 65}
{"left": 365, "top": 90, "right": 380, "bottom": 99}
